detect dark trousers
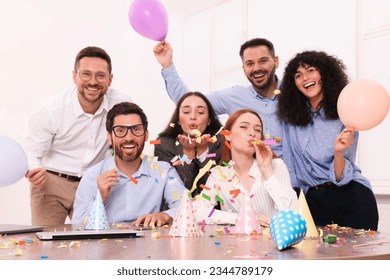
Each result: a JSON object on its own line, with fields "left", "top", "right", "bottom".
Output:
{"left": 305, "top": 181, "right": 379, "bottom": 230}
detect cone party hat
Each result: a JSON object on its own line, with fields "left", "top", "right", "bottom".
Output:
{"left": 84, "top": 190, "right": 109, "bottom": 230}
{"left": 234, "top": 194, "right": 262, "bottom": 235}
{"left": 169, "top": 191, "right": 202, "bottom": 237}
{"left": 295, "top": 189, "right": 318, "bottom": 237}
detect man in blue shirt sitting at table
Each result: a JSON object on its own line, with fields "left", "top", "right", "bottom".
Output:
{"left": 72, "top": 102, "right": 187, "bottom": 227}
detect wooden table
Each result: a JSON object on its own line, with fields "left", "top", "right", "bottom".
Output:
{"left": 1, "top": 224, "right": 389, "bottom": 260}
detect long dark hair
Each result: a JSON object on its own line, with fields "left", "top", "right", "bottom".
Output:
{"left": 278, "top": 50, "right": 349, "bottom": 127}
{"left": 220, "top": 109, "right": 276, "bottom": 164}
{"left": 160, "top": 92, "right": 222, "bottom": 138}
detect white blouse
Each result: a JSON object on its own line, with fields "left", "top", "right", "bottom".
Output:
{"left": 192, "top": 158, "right": 297, "bottom": 224}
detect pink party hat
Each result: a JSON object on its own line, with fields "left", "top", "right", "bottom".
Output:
{"left": 169, "top": 191, "right": 202, "bottom": 237}
{"left": 234, "top": 194, "right": 262, "bottom": 235}
{"left": 84, "top": 190, "right": 109, "bottom": 230}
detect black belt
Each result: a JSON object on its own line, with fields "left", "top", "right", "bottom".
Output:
{"left": 312, "top": 182, "right": 335, "bottom": 190}
{"left": 47, "top": 170, "right": 82, "bottom": 182}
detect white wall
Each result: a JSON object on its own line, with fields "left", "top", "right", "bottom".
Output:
{"left": 0, "top": 0, "right": 182, "bottom": 224}
{"left": 0, "top": 0, "right": 389, "bottom": 231}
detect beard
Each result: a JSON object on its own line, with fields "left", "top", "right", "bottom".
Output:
{"left": 248, "top": 67, "right": 276, "bottom": 93}
{"left": 114, "top": 140, "right": 145, "bottom": 163}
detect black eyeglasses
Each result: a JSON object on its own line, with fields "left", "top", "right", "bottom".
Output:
{"left": 112, "top": 124, "right": 147, "bottom": 138}
{"left": 78, "top": 70, "right": 110, "bottom": 83}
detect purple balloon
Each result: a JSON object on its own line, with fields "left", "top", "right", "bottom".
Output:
{"left": 128, "top": 0, "right": 168, "bottom": 41}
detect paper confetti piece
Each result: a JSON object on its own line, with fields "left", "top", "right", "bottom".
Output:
{"left": 200, "top": 184, "right": 211, "bottom": 190}
{"left": 181, "top": 154, "right": 188, "bottom": 162}
{"left": 149, "top": 139, "right": 161, "bottom": 145}
{"left": 230, "top": 189, "right": 240, "bottom": 198}
{"left": 205, "top": 153, "right": 216, "bottom": 158}
{"left": 151, "top": 232, "right": 161, "bottom": 239}
{"left": 173, "top": 190, "right": 178, "bottom": 200}
{"left": 201, "top": 220, "right": 206, "bottom": 232}
{"left": 202, "top": 193, "right": 211, "bottom": 201}
{"left": 169, "top": 123, "right": 175, "bottom": 127}
{"left": 207, "top": 136, "right": 217, "bottom": 143}
{"left": 219, "top": 130, "right": 231, "bottom": 136}
{"left": 170, "top": 155, "right": 179, "bottom": 163}
{"left": 208, "top": 208, "right": 216, "bottom": 217}
{"left": 191, "top": 129, "right": 201, "bottom": 136}
{"left": 215, "top": 195, "right": 224, "bottom": 204}
{"left": 224, "top": 227, "right": 230, "bottom": 234}
{"left": 130, "top": 176, "right": 138, "bottom": 184}
{"left": 189, "top": 159, "right": 216, "bottom": 194}
{"left": 273, "top": 89, "right": 281, "bottom": 95}
{"left": 264, "top": 139, "right": 276, "bottom": 145}
{"left": 274, "top": 137, "right": 282, "bottom": 143}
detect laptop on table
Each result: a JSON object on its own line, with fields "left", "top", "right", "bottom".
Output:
{"left": 36, "top": 228, "right": 146, "bottom": 240}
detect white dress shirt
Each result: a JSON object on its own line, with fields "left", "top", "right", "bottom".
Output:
{"left": 24, "top": 87, "right": 131, "bottom": 177}
{"left": 192, "top": 158, "right": 297, "bottom": 224}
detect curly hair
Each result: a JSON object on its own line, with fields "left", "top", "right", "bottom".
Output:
{"left": 278, "top": 51, "right": 349, "bottom": 127}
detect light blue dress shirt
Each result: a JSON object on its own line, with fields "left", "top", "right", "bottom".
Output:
{"left": 162, "top": 64, "right": 283, "bottom": 158}
{"left": 72, "top": 156, "right": 187, "bottom": 224}
{"left": 282, "top": 108, "right": 371, "bottom": 193}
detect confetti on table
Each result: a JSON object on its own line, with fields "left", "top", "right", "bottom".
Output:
{"left": 151, "top": 232, "right": 161, "bottom": 239}
{"left": 214, "top": 242, "right": 221, "bottom": 245}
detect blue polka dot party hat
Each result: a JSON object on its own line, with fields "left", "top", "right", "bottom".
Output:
{"left": 270, "top": 210, "right": 307, "bottom": 250}
{"left": 84, "top": 190, "right": 109, "bottom": 230}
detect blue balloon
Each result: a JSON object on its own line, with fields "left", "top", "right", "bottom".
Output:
{"left": 0, "top": 135, "right": 29, "bottom": 187}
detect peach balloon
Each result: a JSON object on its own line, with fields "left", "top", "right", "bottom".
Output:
{"left": 337, "top": 79, "right": 390, "bottom": 131}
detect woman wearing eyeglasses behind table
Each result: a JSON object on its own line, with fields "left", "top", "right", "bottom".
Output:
{"left": 192, "top": 110, "right": 297, "bottom": 226}
{"left": 154, "top": 92, "right": 223, "bottom": 195}
{"left": 278, "top": 51, "right": 378, "bottom": 230}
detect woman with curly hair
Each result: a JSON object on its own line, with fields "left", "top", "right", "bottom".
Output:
{"left": 278, "top": 51, "right": 378, "bottom": 230}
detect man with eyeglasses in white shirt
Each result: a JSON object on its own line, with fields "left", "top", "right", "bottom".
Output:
{"left": 24, "top": 46, "right": 131, "bottom": 226}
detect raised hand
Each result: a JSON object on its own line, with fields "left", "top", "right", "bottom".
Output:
{"left": 153, "top": 40, "right": 173, "bottom": 69}
{"left": 97, "top": 168, "right": 119, "bottom": 204}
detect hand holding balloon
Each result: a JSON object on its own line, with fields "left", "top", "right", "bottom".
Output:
{"left": 153, "top": 41, "right": 173, "bottom": 69}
